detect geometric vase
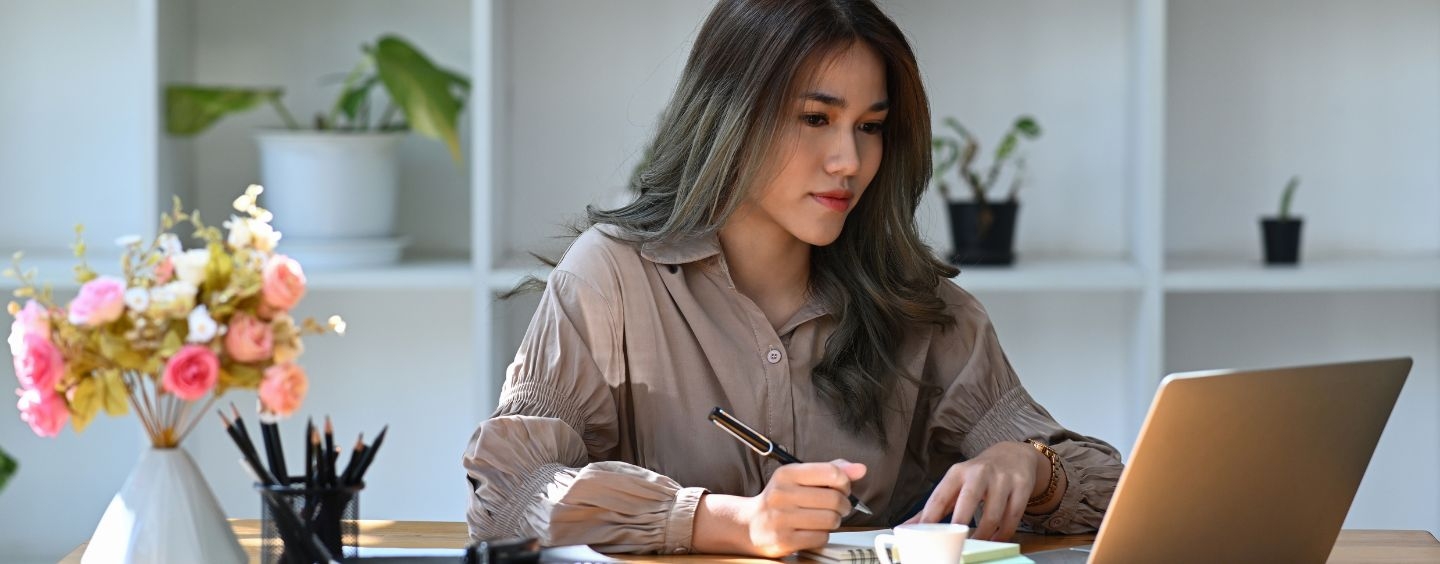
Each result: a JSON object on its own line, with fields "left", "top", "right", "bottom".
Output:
{"left": 81, "top": 448, "right": 246, "bottom": 564}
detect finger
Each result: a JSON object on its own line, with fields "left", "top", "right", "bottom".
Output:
{"left": 992, "top": 487, "right": 1028, "bottom": 542}
{"left": 829, "top": 458, "right": 868, "bottom": 482}
{"left": 784, "top": 462, "right": 853, "bottom": 493}
{"left": 786, "top": 530, "right": 832, "bottom": 552}
{"left": 970, "top": 486, "right": 1005, "bottom": 541}
{"left": 785, "top": 507, "right": 847, "bottom": 532}
{"left": 783, "top": 484, "right": 851, "bottom": 515}
{"left": 949, "top": 479, "right": 985, "bottom": 529}
{"left": 902, "top": 513, "right": 919, "bottom": 525}
{"left": 917, "top": 468, "right": 964, "bottom": 524}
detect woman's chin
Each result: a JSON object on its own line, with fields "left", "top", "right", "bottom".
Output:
{"left": 791, "top": 223, "right": 845, "bottom": 247}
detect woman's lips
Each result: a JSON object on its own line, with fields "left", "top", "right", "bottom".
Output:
{"left": 811, "top": 191, "right": 852, "bottom": 212}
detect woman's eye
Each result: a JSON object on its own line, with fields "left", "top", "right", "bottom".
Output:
{"left": 860, "top": 122, "right": 885, "bottom": 134}
{"left": 802, "top": 114, "right": 828, "bottom": 127}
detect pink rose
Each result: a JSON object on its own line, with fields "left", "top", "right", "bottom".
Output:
{"left": 68, "top": 276, "right": 127, "bottom": 327}
{"left": 17, "top": 387, "right": 69, "bottom": 438}
{"left": 224, "top": 312, "right": 274, "bottom": 363}
{"left": 14, "top": 332, "right": 64, "bottom": 392}
{"left": 261, "top": 255, "right": 307, "bottom": 313}
{"left": 259, "top": 363, "right": 307, "bottom": 417}
{"left": 8, "top": 300, "right": 51, "bottom": 357}
{"left": 162, "top": 345, "right": 219, "bottom": 401}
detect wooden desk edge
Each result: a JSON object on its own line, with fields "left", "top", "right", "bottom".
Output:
{"left": 60, "top": 522, "right": 1439, "bottom": 563}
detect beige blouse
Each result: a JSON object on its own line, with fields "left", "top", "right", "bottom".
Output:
{"left": 463, "top": 225, "right": 1123, "bottom": 554}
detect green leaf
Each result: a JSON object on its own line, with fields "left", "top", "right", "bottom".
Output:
{"left": 337, "top": 76, "right": 380, "bottom": 126}
{"left": 0, "top": 444, "right": 16, "bottom": 494}
{"left": 218, "top": 363, "right": 263, "bottom": 393}
{"left": 372, "top": 35, "right": 467, "bottom": 164}
{"left": 166, "top": 86, "right": 283, "bottom": 136}
{"left": 1014, "top": 115, "right": 1042, "bottom": 138}
{"left": 69, "top": 378, "right": 100, "bottom": 433}
{"left": 96, "top": 370, "right": 130, "bottom": 417}
{"left": 160, "top": 329, "right": 184, "bottom": 357}
{"left": 995, "top": 133, "right": 1019, "bottom": 161}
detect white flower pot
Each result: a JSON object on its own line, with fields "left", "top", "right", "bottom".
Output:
{"left": 255, "top": 130, "right": 408, "bottom": 268}
{"left": 82, "top": 448, "right": 246, "bottom": 564}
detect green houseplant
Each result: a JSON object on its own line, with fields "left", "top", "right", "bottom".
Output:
{"left": 1261, "top": 175, "right": 1303, "bottom": 265}
{"left": 932, "top": 115, "right": 1041, "bottom": 266}
{"left": 166, "top": 34, "right": 470, "bottom": 268}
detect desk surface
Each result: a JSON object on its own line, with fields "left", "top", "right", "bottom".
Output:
{"left": 61, "top": 520, "right": 1440, "bottom": 563}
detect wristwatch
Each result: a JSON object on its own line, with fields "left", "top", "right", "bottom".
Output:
{"left": 1024, "top": 439, "right": 1061, "bottom": 508}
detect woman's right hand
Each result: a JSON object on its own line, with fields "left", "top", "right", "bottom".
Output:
{"left": 692, "top": 459, "right": 867, "bottom": 557}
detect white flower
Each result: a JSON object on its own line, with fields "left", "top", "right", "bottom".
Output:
{"left": 123, "top": 287, "right": 150, "bottom": 312}
{"left": 148, "top": 281, "right": 197, "bottom": 319}
{"left": 249, "top": 220, "right": 281, "bottom": 252}
{"left": 186, "top": 304, "right": 218, "bottom": 343}
{"left": 225, "top": 215, "right": 253, "bottom": 249}
{"left": 157, "top": 233, "right": 184, "bottom": 257}
{"left": 172, "top": 249, "right": 210, "bottom": 285}
{"left": 113, "top": 234, "right": 143, "bottom": 247}
{"left": 225, "top": 216, "right": 281, "bottom": 252}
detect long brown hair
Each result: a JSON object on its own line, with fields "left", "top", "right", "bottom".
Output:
{"left": 574, "top": 0, "right": 957, "bottom": 441}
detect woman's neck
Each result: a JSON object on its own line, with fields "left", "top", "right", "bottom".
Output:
{"left": 718, "top": 210, "right": 812, "bottom": 331}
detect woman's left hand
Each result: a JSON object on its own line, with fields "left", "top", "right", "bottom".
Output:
{"left": 905, "top": 441, "right": 1042, "bottom": 541}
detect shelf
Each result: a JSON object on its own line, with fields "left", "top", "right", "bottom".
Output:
{"left": 488, "top": 256, "right": 1144, "bottom": 293}
{"left": 1164, "top": 256, "right": 1440, "bottom": 293}
{"left": 952, "top": 258, "right": 1145, "bottom": 292}
{"left": 304, "top": 259, "right": 473, "bottom": 290}
{"left": 0, "top": 256, "right": 475, "bottom": 291}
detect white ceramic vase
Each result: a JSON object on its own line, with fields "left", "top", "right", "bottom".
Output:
{"left": 254, "top": 130, "right": 408, "bottom": 268}
{"left": 82, "top": 448, "right": 245, "bottom": 564}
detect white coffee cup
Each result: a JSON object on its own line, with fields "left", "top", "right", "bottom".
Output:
{"left": 874, "top": 523, "right": 969, "bottom": 564}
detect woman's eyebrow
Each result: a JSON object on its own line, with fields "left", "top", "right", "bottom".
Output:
{"left": 800, "top": 91, "right": 890, "bottom": 112}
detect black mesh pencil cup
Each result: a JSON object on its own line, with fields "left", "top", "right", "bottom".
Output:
{"left": 257, "top": 479, "right": 363, "bottom": 563}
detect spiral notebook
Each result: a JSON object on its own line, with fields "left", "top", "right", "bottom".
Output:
{"left": 799, "top": 530, "right": 1025, "bottom": 563}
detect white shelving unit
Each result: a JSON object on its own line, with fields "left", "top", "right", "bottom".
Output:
{"left": 1, "top": 1, "right": 1437, "bottom": 559}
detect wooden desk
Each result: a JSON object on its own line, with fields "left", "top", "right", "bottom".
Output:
{"left": 61, "top": 521, "right": 1440, "bottom": 563}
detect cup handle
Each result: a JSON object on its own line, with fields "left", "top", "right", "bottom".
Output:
{"left": 873, "top": 533, "right": 898, "bottom": 564}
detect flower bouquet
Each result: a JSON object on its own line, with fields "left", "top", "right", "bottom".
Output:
{"left": 8, "top": 185, "right": 344, "bottom": 563}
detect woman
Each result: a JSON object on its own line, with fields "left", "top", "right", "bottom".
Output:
{"left": 464, "top": 0, "right": 1122, "bottom": 557}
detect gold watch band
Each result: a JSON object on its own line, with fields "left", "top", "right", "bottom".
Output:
{"left": 1024, "top": 439, "right": 1062, "bottom": 508}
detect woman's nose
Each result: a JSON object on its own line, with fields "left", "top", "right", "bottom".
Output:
{"left": 825, "top": 130, "right": 861, "bottom": 177}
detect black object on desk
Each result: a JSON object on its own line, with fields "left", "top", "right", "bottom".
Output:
{"left": 707, "top": 406, "right": 874, "bottom": 516}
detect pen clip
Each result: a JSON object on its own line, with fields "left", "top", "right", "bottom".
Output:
{"left": 708, "top": 406, "right": 777, "bottom": 457}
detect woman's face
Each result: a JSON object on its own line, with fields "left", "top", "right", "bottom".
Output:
{"left": 744, "top": 41, "right": 888, "bottom": 247}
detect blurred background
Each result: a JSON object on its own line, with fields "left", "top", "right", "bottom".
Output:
{"left": 1, "top": 0, "right": 1437, "bottom": 561}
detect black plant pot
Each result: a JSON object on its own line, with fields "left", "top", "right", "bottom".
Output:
{"left": 947, "top": 202, "right": 1018, "bottom": 266}
{"left": 1261, "top": 217, "right": 1303, "bottom": 265}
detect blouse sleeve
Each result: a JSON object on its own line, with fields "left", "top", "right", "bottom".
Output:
{"left": 926, "top": 283, "right": 1124, "bottom": 534}
{"left": 462, "top": 269, "right": 707, "bottom": 554}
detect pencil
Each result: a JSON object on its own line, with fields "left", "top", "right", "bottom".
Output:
{"left": 351, "top": 424, "right": 387, "bottom": 485}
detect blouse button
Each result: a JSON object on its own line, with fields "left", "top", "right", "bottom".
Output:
{"left": 766, "top": 347, "right": 783, "bottom": 364}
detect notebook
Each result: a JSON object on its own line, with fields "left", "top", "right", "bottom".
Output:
{"left": 799, "top": 530, "right": 1025, "bottom": 563}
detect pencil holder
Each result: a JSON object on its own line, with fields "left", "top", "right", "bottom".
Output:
{"left": 257, "top": 479, "right": 363, "bottom": 563}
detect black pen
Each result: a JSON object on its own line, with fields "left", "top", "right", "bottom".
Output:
{"left": 708, "top": 406, "right": 873, "bottom": 516}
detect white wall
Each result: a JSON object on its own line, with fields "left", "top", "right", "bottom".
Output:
{"left": 0, "top": 0, "right": 152, "bottom": 259}
{"left": 1166, "top": 0, "right": 1440, "bottom": 258}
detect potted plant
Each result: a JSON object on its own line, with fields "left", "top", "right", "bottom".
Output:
{"left": 932, "top": 115, "right": 1041, "bottom": 266}
{"left": 1261, "top": 175, "right": 1303, "bottom": 265}
{"left": 166, "top": 34, "right": 469, "bottom": 268}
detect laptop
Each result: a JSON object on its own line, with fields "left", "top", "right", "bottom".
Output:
{"left": 1030, "top": 357, "right": 1411, "bottom": 563}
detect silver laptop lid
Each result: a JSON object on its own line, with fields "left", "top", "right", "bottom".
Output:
{"left": 1089, "top": 357, "right": 1411, "bottom": 563}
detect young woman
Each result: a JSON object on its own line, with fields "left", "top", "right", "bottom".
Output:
{"left": 464, "top": 0, "right": 1122, "bottom": 557}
